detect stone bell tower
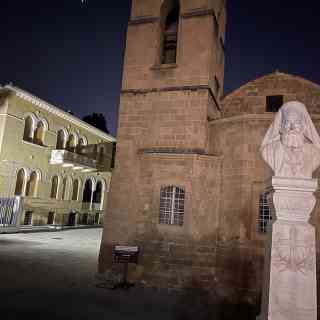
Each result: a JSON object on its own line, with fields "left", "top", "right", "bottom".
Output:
{"left": 99, "top": 0, "right": 227, "bottom": 289}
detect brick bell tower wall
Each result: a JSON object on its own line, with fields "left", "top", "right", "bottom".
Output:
{"left": 99, "top": 0, "right": 227, "bottom": 292}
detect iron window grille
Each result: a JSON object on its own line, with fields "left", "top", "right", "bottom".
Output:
{"left": 258, "top": 191, "right": 272, "bottom": 233}
{"left": 159, "top": 186, "right": 185, "bottom": 226}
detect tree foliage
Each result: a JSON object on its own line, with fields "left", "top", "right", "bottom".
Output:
{"left": 82, "top": 113, "right": 110, "bottom": 134}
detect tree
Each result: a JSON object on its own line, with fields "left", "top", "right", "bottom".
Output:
{"left": 82, "top": 113, "right": 110, "bottom": 134}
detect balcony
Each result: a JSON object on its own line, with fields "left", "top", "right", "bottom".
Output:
{"left": 49, "top": 149, "right": 97, "bottom": 172}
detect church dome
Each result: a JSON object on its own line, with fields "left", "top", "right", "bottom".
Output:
{"left": 221, "top": 71, "right": 320, "bottom": 117}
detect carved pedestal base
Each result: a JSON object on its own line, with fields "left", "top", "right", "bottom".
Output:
{"left": 258, "top": 177, "right": 317, "bottom": 320}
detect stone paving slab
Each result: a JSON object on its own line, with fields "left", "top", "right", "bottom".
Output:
{"left": 0, "top": 229, "right": 256, "bottom": 320}
{"left": 0, "top": 229, "right": 178, "bottom": 320}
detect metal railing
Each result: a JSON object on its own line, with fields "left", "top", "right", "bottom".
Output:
{"left": 0, "top": 197, "right": 23, "bottom": 227}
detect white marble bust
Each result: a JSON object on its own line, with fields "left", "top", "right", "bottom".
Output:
{"left": 260, "top": 101, "right": 320, "bottom": 178}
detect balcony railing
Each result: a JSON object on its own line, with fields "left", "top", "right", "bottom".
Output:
{"left": 50, "top": 149, "right": 97, "bottom": 172}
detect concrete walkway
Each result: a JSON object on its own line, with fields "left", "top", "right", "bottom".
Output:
{"left": 0, "top": 229, "right": 178, "bottom": 320}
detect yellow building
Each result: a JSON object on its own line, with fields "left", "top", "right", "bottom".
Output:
{"left": 0, "top": 84, "right": 116, "bottom": 231}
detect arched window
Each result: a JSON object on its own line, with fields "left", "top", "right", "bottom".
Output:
{"left": 14, "top": 169, "right": 26, "bottom": 196}
{"left": 93, "top": 181, "right": 102, "bottom": 204}
{"left": 66, "top": 134, "right": 76, "bottom": 152}
{"left": 258, "top": 192, "right": 272, "bottom": 233}
{"left": 83, "top": 179, "right": 93, "bottom": 203}
{"left": 23, "top": 116, "right": 34, "bottom": 142}
{"left": 161, "top": 0, "right": 180, "bottom": 64}
{"left": 50, "top": 176, "right": 59, "bottom": 199}
{"left": 34, "top": 121, "right": 45, "bottom": 145}
{"left": 26, "top": 171, "right": 39, "bottom": 197}
{"left": 56, "top": 130, "right": 66, "bottom": 150}
{"left": 72, "top": 179, "right": 79, "bottom": 201}
{"left": 98, "top": 146, "right": 105, "bottom": 163}
{"left": 159, "top": 185, "right": 185, "bottom": 225}
{"left": 76, "top": 137, "right": 86, "bottom": 154}
{"left": 62, "top": 177, "right": 71, "bottom": 200}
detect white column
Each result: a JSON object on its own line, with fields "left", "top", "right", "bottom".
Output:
{"left": 258, "top": 177, "right": 317, "bottom": 320}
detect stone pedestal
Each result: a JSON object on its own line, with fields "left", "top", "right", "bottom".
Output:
{"left": 258, "top": 177, "right": 317, "bottom": 320}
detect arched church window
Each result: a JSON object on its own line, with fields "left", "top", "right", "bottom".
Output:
{"left": 14, "top": 169, "right": 26, "bottom": 196}
{"left": 50, "top": 176, "right": 59, "bottom": 199}
{"left": 34, "top": 121, "right": 45, "bottom": 146}
{"left": 258, "top": 191, "right": 272, "bottom": 233}
{"left": 23, "top": 116, "right": 34, "bottom": 142}
{"left": 159, "top": 186, "right": 185, "bottom": 225}
{"left": 161, "top": 0, "right": 180, "bottom": 64}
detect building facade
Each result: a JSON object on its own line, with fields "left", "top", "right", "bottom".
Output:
{"left": 0, "top": 85, "right": 116, "bottom": 230}
{"left": 99, "top": 0, "right": 320, "bottom": 307}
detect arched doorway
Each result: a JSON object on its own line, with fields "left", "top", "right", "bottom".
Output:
{"left": 67, "top": 211, "right": 77, "bottom": 226}
{"left": 82, "top": 179, "right": 92, "bottom": 204}
{"left": 72, "top": 179, "right": 79, "bottom": 201}
{"left": 93, "top": 181, "right": 103, "bottom": 209}
{"left": 50, "top": 176, "right": 59, "bottom": 199}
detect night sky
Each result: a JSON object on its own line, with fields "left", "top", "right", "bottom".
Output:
{"left": 1, "top": 0, "right": 320, "bottom": 136}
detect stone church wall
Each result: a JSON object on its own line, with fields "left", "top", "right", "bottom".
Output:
{"left": 207, "top": 72, "right": 320, "bottom": 304}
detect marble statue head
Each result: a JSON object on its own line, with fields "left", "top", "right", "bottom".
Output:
{"left": 280, "top": 102, "right": 308, "bottom": 149}
{"left": 260, "top": 101, "right": 320, "bottom": 178}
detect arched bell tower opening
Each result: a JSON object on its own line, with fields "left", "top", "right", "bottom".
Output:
{"left": 160, "top": 0, "right": 180, "bottom": 65}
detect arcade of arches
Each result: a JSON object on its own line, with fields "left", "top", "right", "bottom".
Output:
{"left": 13, "top": 168, "right": 106, "bottom": 227}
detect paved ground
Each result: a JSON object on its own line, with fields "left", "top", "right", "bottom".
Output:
{"left": 0, "top": 229, "right": 179, "bottom": 320}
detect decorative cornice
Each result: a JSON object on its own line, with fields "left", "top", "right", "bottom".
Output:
{"left": 122, "top": 85, "right": 221, "bottom": 111}
{"left": 5, "top": 85, "right": 116, "bottom": 143}
{"left": 181, "top": 9, "right": 215, "bottom": 19}
{"left": 139, "top": 148, "right": 222, "bottom": 160}
{"left": 210, "top": 113, "right": 275, "bottom": 125}
{"left": 128, "top": 16, "right": 159, "bottom": 25}
{"left": 138, "top": 147, "right": 207, "bottom": 155}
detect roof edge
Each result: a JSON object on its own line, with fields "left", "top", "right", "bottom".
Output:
{"left": 222, "top": 71, "right": 320, "bottom": 101}
{"left": 4, "top": 85, "right": 116, "bottom": 143}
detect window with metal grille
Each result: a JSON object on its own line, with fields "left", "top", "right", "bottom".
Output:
{"left": 159, "top": 186, "right": 185, "bottom": 226}
{"left": 258, "top": 192, "right": 272, "bottom": 233}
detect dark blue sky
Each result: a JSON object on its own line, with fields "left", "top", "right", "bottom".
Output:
{"left": 1, "top": 1, "right": 320, "bottom": 136}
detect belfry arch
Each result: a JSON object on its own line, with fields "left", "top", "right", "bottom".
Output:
{"left": 160, "top": 0, "right": 180, "bottom": 64}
